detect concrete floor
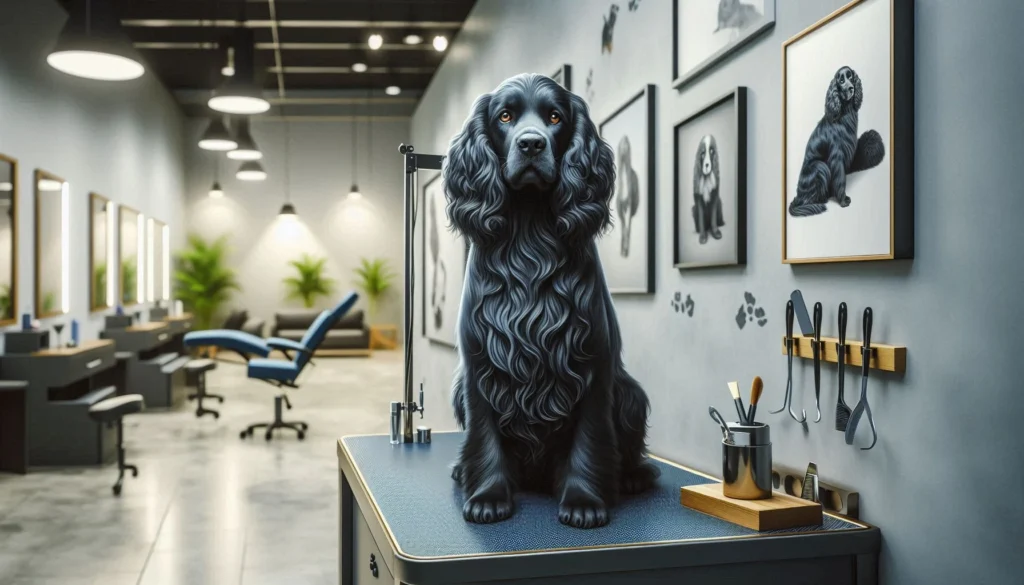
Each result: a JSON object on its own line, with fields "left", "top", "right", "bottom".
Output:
{"left": 0, "top": 352, "right": 401, "bottom": 585}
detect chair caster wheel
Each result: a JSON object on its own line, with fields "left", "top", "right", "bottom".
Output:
{"left": 131, "top": 469, "right": 138, "bottom": 478}
{"left": 240, "top": 431, "right": 248, "bottom": 439}
{"left": 113, "top": 484, "right": 122, "bottom": 496}
{"left": 265, "top": 431, "right": 273, "bottom": 441}
{"left": 297, "top": 431, "right": 305, "bottom": 440}
{"left": 213, "top": 413, "right": 220, "bottom": 420}
{"left": 217, "top": 397, "right": 224, "bottom": 403}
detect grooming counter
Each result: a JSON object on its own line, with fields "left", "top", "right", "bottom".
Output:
{"left": 0, "top": 340, "right": 119, "bottom": 468}
{"left": 337, "top": 432, "right": 880, "bottom": 585}
{"left": 101, "top": 321, "right": 191, "bottom": 408}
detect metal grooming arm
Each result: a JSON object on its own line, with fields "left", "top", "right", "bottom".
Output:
{"left": 392, "top": 144, "right": 444, "bottom": 444}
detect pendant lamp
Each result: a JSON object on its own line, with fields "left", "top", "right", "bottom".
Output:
{"left": 209, "top": 27, "right": 270, "bottom": 115}
{"left": 347, "top": 114, "right": 361, "bottom": 199}
{"left": 198, "top": 116, "right": 237, "bottom": 151}
{"left": 279, "top": 117, "right": 297, "bottom": 216}
{"left": 236, "top": 161, "right": 266, "bottom": 181}
{"left": 228, "top": 117, "right": 263, "bottom": 160}
{"left": 47, "top": 0, "right": 145, "bottom": 81}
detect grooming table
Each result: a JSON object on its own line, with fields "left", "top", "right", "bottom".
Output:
{"left": 337, "top": 433, "right": 879, "bottom": 585}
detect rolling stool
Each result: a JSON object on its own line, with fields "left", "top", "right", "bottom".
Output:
{"left": 87, "top": 394, "right": 144, "bottom": 496}
{"left": 185, "top": 359, "right": 221, "bottom": 419}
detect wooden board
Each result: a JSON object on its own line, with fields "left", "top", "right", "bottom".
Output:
{"left": 127, "top": 322, "right": 169, "bottom": 332}
{"left": 781, "top": 334, "right": 906, "bottom": 373}
{"left": 32, "top": 339, "right": 113, "bottom": 357}
{"left": 680, "top": 483, "right": 822, "bottom": 531}
{"left": 163, "top": 313, "right": 193, "bottom": 322}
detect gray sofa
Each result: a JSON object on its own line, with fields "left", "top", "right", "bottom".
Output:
{"left": 271, "top": 308, "right": 370, "bottom": 353}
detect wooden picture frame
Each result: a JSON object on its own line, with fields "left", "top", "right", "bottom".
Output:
{"left": 673, "top": 87, "right": 748, "bottom": 270}
{"left": 598, "top": 84, "right": 656, "bottom": 294}
{"left": 551, "top": 64, "right": 573, "bottom": 92}
{"left": 781, "top": 0, "right": 914, "bottom": 263}
{"left": 0, "top": 154, "right": 17, "bottom": 326}
{"left": 34, "top": 169, "right": 67, "bottom": 319}
{"left": 672, "top": 0, "right": 775, "bottom": 90}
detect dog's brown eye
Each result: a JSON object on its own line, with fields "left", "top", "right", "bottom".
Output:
{"left": 499, "top": 110, "right": 512, "bottom": 123}
{"left": 549, "top": 111, "right": 561, "bottom": 125}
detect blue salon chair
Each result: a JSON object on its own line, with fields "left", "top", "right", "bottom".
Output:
{"left": 183, "top": 291, "right": 359, "bottom": 441}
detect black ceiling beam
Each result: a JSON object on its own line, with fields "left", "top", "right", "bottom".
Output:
{"left": 118, "top": 0, "right": 475, "bottom": 24}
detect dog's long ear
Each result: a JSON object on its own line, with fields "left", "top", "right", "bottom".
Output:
{"left": 711, "top": 137, "right": 720, "bottom": 177}
{"left": 825, "top": 74, "right": 842, "bottom": 120}
{"left": 553, "top": 92, "right": 615, "bottom": 241}
{"left": 851, "top": 70, "right": 864, "bottom": 112}
{"left": 443, "top": 93, "right": 506, "bottom": 244}
{"left": 692, "top": 141, "right": 704, "bottom": 195}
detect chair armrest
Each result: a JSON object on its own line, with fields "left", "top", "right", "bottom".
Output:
{"left": 266, "top": 337, "right": 309, "bottom": 354}
{"left": 183, "top": 330, "right": 271, "bottom": 358}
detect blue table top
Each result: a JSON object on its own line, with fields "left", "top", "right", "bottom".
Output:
{"left": 339, "top": 433, "right": 866, "bottom": 560}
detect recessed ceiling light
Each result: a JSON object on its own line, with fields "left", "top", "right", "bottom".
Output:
{"left": 432, "top": 35, "right": 448, "bottom": 52}
{"left": 385, "top": 86, "right": 401, "bottom": 96}
{"left": 351, "top": 62, "right": 368, "bottom": 73}
{"left": 403, "top": 34, "right": 423, "bottom": 45}
{"left": 368, "top": 34, "right": 383, "bottom": 50}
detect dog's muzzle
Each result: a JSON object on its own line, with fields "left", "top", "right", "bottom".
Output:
{"left": 505, "top": 127, "right": 557, "bottom": 189}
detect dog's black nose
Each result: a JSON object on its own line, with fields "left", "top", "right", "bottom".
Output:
{"left": 517, "top": 133, "right": 547, "bottom": 157}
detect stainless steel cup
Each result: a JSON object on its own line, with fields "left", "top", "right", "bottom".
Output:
{"left": 722, "top": 441, "right": 773, "bottom": 500}
{"left": 416, "top": 426, "right": 432, "bottom": 444}
{"left": 726, "top": 422, "right": 771, "bottom": 446}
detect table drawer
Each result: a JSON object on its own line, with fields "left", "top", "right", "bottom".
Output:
{"left": 353, "top": 506, "right": 394, "bottom": 585}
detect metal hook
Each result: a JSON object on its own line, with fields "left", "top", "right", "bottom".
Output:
{"left": 770, "top": 301, "right": 807, "bottom": 423}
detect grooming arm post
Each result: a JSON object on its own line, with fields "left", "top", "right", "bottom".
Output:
{"left": 398, "top": 144, "right": 443, "bottom": 443}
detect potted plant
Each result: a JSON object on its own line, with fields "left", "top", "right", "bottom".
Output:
{"left": 352, "top": 257, "right": 395, "bottom": 320}
{"left": 173, "top": 234, "right": 240, "bottom": 330}
{"left": 283, "top": 254, "right": 335, "bottom": 309}
{"left": 121, "top": 258, "right": 136, "bottom": 304}
{"left": 93, "top": 262, "right": 107, "bottom": 307}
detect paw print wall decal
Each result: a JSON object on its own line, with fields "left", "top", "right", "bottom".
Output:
{"left": 736, "top": 292, "right": 768, "bottom": 330}
{"left": 670, "top": 292, "right": 694, "bottom": 317}
{"left": 585, "top": 68, "right": 595, "bottom": 104}
{"left": 628, "top": 0, "right": 641, "bottom": 11}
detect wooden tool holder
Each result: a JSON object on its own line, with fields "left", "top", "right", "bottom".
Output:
{"left": 780, "top": 334, "right": 906, "bottom": 373}
{"left": 772, "top": 466, "right": 860, "bottom": 519}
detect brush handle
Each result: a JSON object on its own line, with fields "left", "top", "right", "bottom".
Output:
{"left": 785, "top": 300, "right": 794, "bottom": 345}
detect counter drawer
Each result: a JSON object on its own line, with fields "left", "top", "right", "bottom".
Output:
{"left": 352, "top": 505, "right": 394, "bottom": 585}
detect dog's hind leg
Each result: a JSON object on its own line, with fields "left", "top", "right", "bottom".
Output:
{"left": 789, "top": 160, "right": 831, "bottom": 217}
{"left": 710, "top": 194, "right": 724, "bottom": 239}
{"left": 828, "top": 158, "right": 850, "bottom": 208}
{"left": 849, "top": 129, "right": 885, "bottom": 174}
{"left": 614, "top": 369, "right": 660, "bottom": 495}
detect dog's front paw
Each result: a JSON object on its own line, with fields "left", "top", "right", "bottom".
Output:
{"left": 558, "top": 490, "right": 609, "bottom": 529}
{"left": 698, "top": 233, "right": 709, "bottom": 245}
{"left": 450, "top": 463, "right": 463, "bottom": 484}
{"left": 838, "top": 194, "right": 851, "bottom": 207}
{"left": 463, "top": 488, "right": 513, "bottom": 524}
{"left": 711, "top": 228, "right": 722, "bottom": 240}
{"left": 620, "top": 461, "right": 661, "bottom": 495}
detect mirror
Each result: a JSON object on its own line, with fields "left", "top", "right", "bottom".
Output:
{"left": 0, "top": 155, "right": 17, "bottom": 324}
{"left": 118, "top": 205, "right": 143, "bottom": 306}
{"left": 34, "top": 170, "right": 68, "bottom": 318}
{"left": 89, "top": 193, "right": 114, "bottom": 311}
{"left": 147, "top": 218, "right": 169, "bottom": 303}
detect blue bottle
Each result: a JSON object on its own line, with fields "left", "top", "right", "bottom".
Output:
{"left": 21, "top": 313, "right": 31, "bottom": 331}
{"left": 70, "top": 319, "right": 79, "bottom": 347}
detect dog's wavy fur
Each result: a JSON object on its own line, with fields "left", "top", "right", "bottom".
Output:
{"left": 789, "top": 66, "right": 885, "bottom": 217}
{"left": 443, "top": 74, "right": 659, "bottom": 529}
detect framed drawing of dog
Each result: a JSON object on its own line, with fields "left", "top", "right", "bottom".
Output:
{"left": 782, "top": 0, "right": 914, "bottom": 263}
{"left": 673, "top": 87, "right": 747, "bottom": 270}
{"left": 598, "top": 85, "right": 656, "bottom": 294}
{"left": 672, "top": 0, "right": 775, "bottom": 90}
{"left": 421, "top": 173, "right": 466, "bottom": 348}
{"left": 550, "top": 64, "right": 572, "bottom": 92}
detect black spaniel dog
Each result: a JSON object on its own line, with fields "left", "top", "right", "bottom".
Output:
{"left": 789, "top": 66, "right": 886, "bottom": 217}
{"left": 443, "top": 74, "right": 659, "bottom": 530}
{"left": 692, "top": 134, "right": 724, "bottom": 244}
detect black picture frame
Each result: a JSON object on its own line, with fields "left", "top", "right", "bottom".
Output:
{"left": 598, "top": 84, "right": 656, "bottom": 294}
{"left": 420, "top": 172, "right": 467, "bottom": 348}
{"left": 672, "top": 87, "right": 748, "bottom": 270}
{"left": 551, "top": 64, "right": 572, "bottom": 92}
{"left": 672, "top": 0, "right": 775, "bottom": 91}
{"left": 781, "top": 0, "right": 914, "bottom": 263}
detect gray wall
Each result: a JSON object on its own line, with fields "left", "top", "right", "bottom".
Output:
{"left": 410, "top": 1, "right": 1024, "bottom": 583}
{"left": 0, "top": 0, "right": 186, "bottom": 342}
{"left": 184, "top": 118, "right": 410, "bottom": 332}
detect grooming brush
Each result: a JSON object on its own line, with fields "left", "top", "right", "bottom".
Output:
{"left": 746, "top": 376, "right": 764, "bottom": 424}
{"left": 727, "top": 381, "right": 747, "bottom": 424}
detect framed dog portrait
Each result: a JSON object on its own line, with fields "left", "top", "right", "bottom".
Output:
{"left": 421, "top": 173, "right": 466, "bottom": 348}
{"left": 550, "top": 64, "right": 572, "bottom": 92}
{"left": 673, "top": 87, "right": 747, "bottom": 270}
{"left": 782, "top": 0, "right": 914, "bottom": 263}
{"left": 598, "top": 85, "right": 656, "bottom": 294}
{"left": 672, "top": 0, "right": 775, "bottom": 90}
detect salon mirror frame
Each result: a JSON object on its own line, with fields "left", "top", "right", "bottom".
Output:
{"left": 89, "top": 192, "right": 114, "bottom": 312}
{"left": 34, "top": 169, "right": 68, "bottom": 319}
{"left": 146, "top": 217, "right": 169, "bottom": 304}
{"left": 118, "top": 204, "right": 144, "bottom": 307}
{"left": 0, "top": 154, "right": 18, "bottom": 327}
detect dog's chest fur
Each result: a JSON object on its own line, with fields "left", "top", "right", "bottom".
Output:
{"left": 463, "top": 212, "right": 600, "bottom": 443}
{"left": 696, "top": 170, "right": 717, "bottom": 201}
